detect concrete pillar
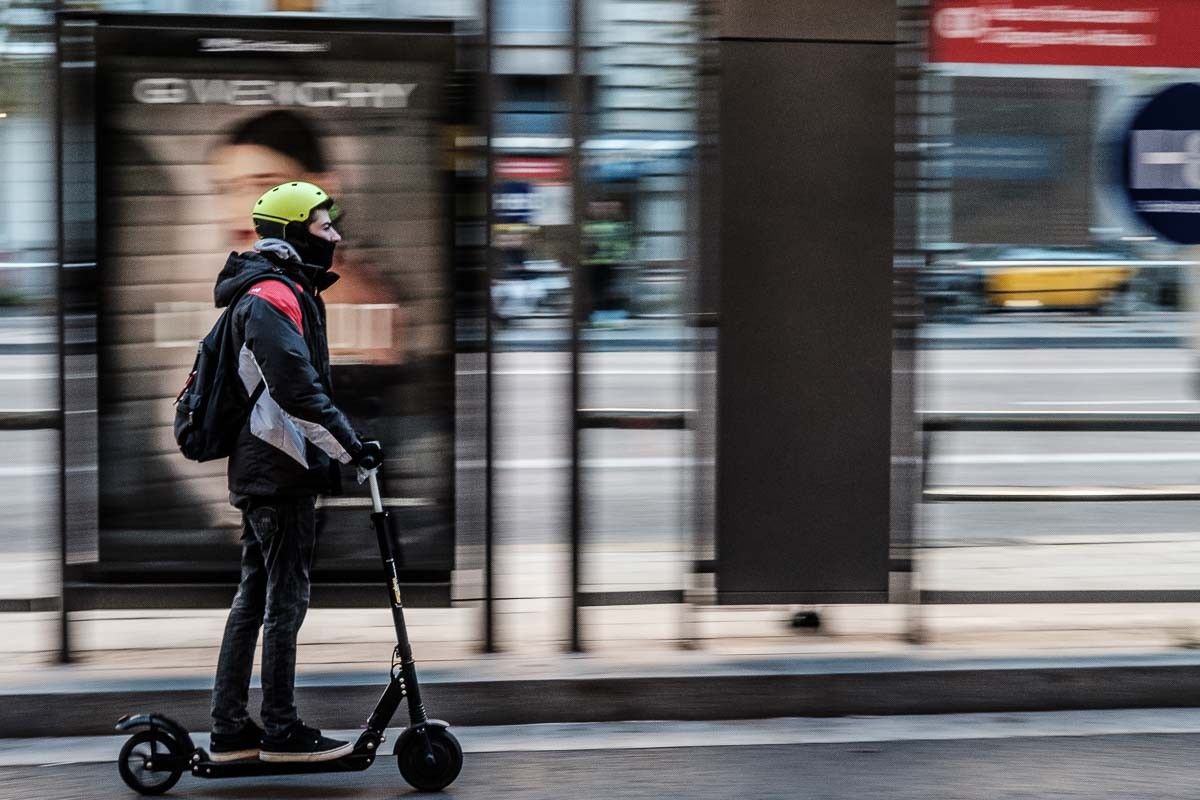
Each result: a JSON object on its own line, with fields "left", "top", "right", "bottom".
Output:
{"left": 706, "top": 0, "right": 897, "bottom": 603}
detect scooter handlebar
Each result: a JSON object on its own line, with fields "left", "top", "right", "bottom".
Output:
{"left": 366, "top": 468, "right": 383, "bottom": 514}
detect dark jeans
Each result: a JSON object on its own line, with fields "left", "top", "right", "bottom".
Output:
{"left": 211, "top": 495, "right": 317, "bottom": 738}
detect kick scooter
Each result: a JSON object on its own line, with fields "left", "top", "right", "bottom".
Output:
{"left": 114, "top": 468, "right": 463, "bottom": 795}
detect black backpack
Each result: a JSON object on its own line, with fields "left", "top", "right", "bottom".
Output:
{"left": 173, "top": 275, "right": 300, "bottom": 462}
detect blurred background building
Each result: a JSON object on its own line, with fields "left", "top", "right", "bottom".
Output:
{"left": 912, "top": 0, "right": 1200, "bottom": 320}
{"left": 0, "top": 0, "right": 696, "bottom": 319}
{"left": 8, "top": 1, "right": 1200, "bottom": 325}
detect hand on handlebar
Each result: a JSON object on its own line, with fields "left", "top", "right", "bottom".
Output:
{"left": 355, "top": 440, "right": 384, "bottom": 471}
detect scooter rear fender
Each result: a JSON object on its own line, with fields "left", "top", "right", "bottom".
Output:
{"left": 115, "top": 713, "right": 197, "bottom": 753}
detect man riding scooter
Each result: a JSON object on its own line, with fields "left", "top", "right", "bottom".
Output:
{"left": 208, "top": 181, "right": 383, "bottom": 763}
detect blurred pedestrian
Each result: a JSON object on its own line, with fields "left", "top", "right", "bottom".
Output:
{"left": 583, "top": 199, "right": 633, "bottom": 324}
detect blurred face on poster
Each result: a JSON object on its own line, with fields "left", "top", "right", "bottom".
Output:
{"left": 209, "top": 109, "right": 340, "bottom": 255}
{"left": 205, "top": 109, "right": 403, "bottom": 365}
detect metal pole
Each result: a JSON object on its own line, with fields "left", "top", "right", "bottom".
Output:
{"left": 53, "top": 8, "right": 71, "bottom": 664}
{"left": 482, "top": 0, "right": 498, "bottom": 654}
{"left": 568, "top": 0, "right": 586, "bottom": 653}
{"left": 907, "top": 425, "right": 932, "bottom": 645}
{"left": 676, "top": 312, "right": 691, "bottom": 648}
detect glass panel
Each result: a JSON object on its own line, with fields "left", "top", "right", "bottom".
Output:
{"left": 496, "top": 0, "right": 569, "bottom": 33}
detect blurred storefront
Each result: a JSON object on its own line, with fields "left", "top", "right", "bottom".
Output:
{"left": 0, "top": 2, "right": 57, "bottom": 306}
{"left": 920, "top": 0, "right": 1200, "bottom": 313}
{"left": 0, "top": 0, "right": 696, "bottom": 317}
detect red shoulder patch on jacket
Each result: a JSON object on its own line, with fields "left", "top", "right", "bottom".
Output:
{"left": 247, "top": 280, "right": 303, "bottom": 334}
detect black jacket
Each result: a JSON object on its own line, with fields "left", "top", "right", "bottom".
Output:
{"left": 214, "top": 239, "right": 363, "bottom": 498}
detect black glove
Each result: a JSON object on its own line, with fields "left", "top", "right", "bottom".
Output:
{"left": 354, "top": 440, "right": 384, "bottom": 471}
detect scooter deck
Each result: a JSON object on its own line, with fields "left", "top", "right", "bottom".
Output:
{"left": 190, "top": 749, "right": 376, "bottom": 779}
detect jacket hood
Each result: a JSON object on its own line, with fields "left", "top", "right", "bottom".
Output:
{"left": 253, "top": 237, "right": 304, "bottom": 266}
{"left": 213, "top": 250, "right": 281, "bottom": 309}
{"left": 212, "top": 250, "right": 284, "bottom": 309}
{"left": 213, "top": 239, "right": 339, "bottom": 307}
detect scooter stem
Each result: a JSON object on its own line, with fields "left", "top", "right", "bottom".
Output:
{"left": 362, "top": 465, "right": 429, "bottom": 729}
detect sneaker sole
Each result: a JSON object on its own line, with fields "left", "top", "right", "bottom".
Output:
{"left": 209, "top": 748, "right": 261, "bottom": 763}
{"left": 259, "top": 742, "right": 354, "bottom": 763}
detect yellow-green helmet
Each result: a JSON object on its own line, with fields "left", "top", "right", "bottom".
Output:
{"left": 251, "top": 180, "right": 337, "bottom": 237}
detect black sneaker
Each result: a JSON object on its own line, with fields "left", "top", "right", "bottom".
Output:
{"left": 209, "top": 720, "right": 263, "bottom": 763}
{"left": 260, "top": 722, "right": 353, "bottom": 763}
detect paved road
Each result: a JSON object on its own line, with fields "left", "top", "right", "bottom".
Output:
{"left": 0, "top": 352, "right": 63, "bottom": 565}
{"left": 921, "top": 347, "right": 1200, "bottom": 543}
{"left": 5, "top": 711, "right": 1200, "bottom": 799}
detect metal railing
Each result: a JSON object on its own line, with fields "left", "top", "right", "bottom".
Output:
{"left": 919, "top": 411, "right": 1200, "bottom": 604}
{"left": 578, "top": 408, "right": 689, "bottom": 431}
{"left": 572, "top": 408, "right": 693, "bottom": 634}
{"left": 0, "top": 410, "right": 60, "bottom": 432}
{"left": 0, "top": 408, "right": 62, "bottom": 617}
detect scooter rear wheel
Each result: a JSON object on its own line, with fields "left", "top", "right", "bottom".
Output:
{"left": 118, "top": 729, "right": 184, "bottom": 795}
{"left": 397, "top": 727, "right": 463, "bottom": 791}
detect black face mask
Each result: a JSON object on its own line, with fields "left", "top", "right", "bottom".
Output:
{"left": 288, "top": 227, "right": 337, "bottom": 270}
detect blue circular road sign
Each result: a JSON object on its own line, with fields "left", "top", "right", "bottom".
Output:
{"left": 1124, "top": 83, "right": 1200, "bottom": 245}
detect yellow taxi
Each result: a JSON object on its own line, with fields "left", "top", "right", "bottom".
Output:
{"left": 958, "top": 247, "right": 1184, "bottom": 312}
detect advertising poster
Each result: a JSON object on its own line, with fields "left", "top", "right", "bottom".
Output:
{"left": 92, "top": 16, "right": 457, "bottom": 590}
{"left": 931, "top": 1, "right": 1200, "bottom": 69}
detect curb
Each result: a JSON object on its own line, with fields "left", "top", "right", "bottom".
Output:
{"left": 6, "top": 664, "right": 1200, "bottom": 738}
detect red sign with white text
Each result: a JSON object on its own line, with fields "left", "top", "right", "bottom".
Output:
{"left": 496, "top": 157, "right": 569, "bottom": 182}
{"left": 931, "top": 1, "right": 1200, "bottom": 68}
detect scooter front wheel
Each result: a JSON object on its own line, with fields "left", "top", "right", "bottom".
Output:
{"left": 397, "top": 727, "right": 463, "bottom": 792}
{"left": 117, "top": 729, "right": 184, "bottom": 795}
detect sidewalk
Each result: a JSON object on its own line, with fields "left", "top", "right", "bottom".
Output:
{"left": 6, "top": 538, "right": 1200, "bottom": 736}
